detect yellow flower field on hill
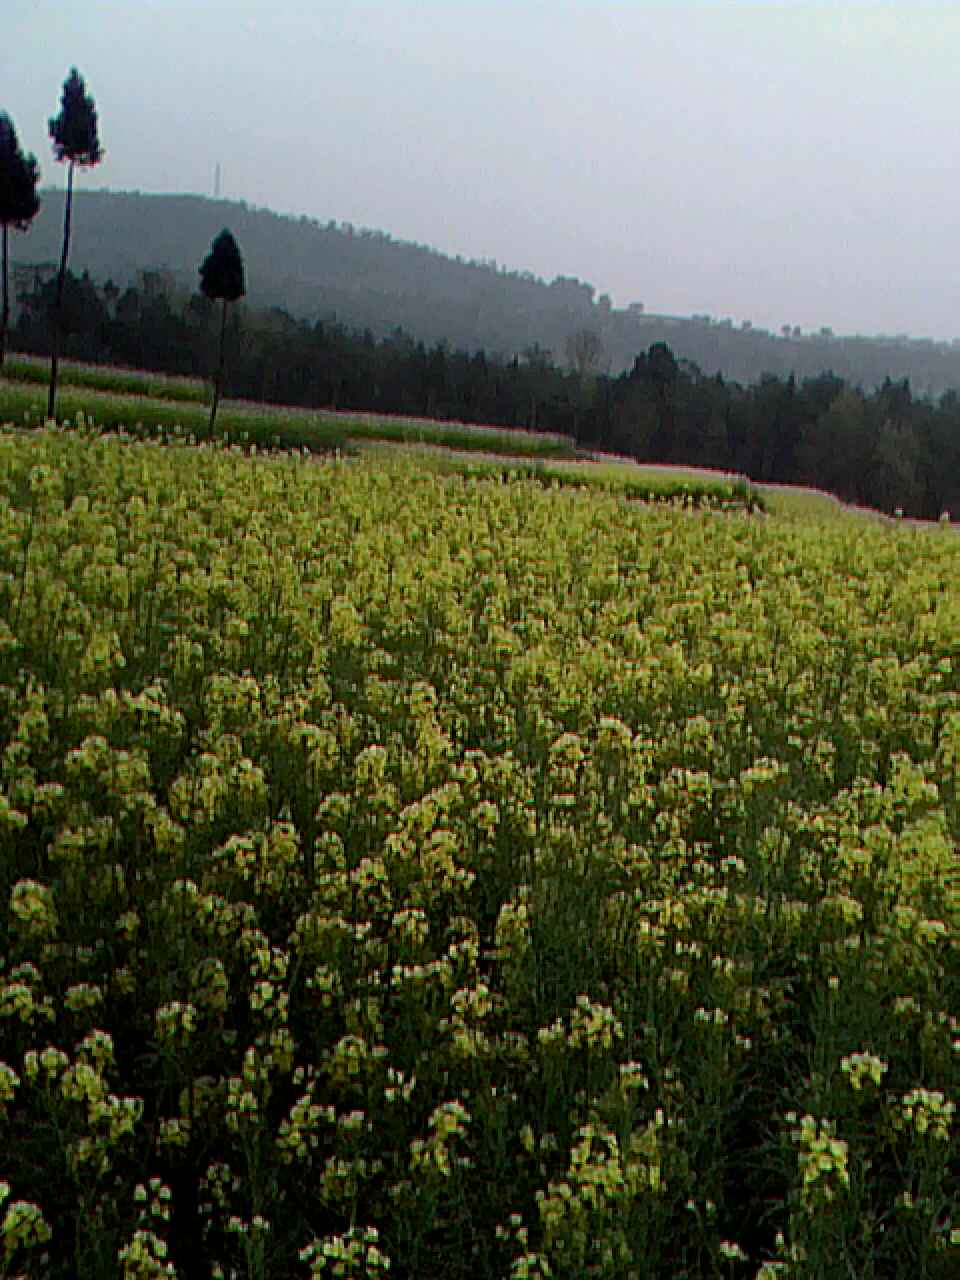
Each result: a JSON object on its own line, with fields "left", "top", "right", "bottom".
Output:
{"left": 0, "top": 425, "right": 956, "bottom": 1279}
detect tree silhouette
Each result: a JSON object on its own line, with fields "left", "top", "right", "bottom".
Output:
{"left": 47, "top": 68, "right": 103, "bottom": 417}
{"left": 632, "top": 341, "right": 680, "bottom": 460}
{"left": 0, "top": 113, "right": 40, "bottom": 369}
{"left": 199, "top": 228, "right": 245, "bottom": 433}
{"left": 565, "top": 328, "right": 605, "bottom": 379}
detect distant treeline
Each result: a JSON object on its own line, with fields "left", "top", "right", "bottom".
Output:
{"left": 12, "top": 269, "right": 960, "bottom": 518}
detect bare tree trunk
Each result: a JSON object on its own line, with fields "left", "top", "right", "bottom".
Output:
{"left": 209, "top": 295, "right": 228, "bottom": 434}
{"left": 0, "top": 224, "right": 9, "bottom": 370}
{"left": 48, "top": 160, "right": 75, "bottom": 420}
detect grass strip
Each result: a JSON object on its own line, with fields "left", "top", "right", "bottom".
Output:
{"left": 0, "top": 379, "right": 575, "bottom": 459}
{"left": 2, "top": 353, "right": 210, "bottom": 403}
{"left": 379, "top": 443, "right": 763, "bottom": 510}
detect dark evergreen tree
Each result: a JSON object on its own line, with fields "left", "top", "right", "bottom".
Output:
{"left": 47, "top": 67, "right": 103, "bottom": 417}
{"left": 199, "top": 228, "right": 245, "bottom": 432}
{"left": 0, "top": 113, "right": 41, "bottom": 369}
{"left": 632, "top": 342, "right": 680, "bottom": 460}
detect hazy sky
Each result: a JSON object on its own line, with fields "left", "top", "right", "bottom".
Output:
{"left": 6, "top": 2, "right": 960, "bottom": 338}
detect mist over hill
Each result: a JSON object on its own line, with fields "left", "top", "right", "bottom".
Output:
{"left": 13, "top": 188, "right": 960, "bottom": 395}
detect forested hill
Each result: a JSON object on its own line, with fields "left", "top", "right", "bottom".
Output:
{"left": 14, "top": 187, "right": 960, "bottom": 394}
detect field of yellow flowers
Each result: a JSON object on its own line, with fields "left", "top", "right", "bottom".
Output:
{"left": 0, "top": 425, "right": 957, "bottom": 1279}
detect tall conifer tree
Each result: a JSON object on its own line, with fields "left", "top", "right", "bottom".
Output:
{"left": 47, "top": 68, "right": 102, "bottom": 417}
{"left": 198, "top": 229, "right": 245, "bottom": 433}
{"left": 0, "top": 113, "right": 40, "bottom": 369}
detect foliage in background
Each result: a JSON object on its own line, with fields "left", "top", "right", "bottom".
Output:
{"left": 0, "top": 428, "right": 955, "bottom": 1278}
{"left": 8, "top": 269, "right": 960, "bottom": 518}
{"left": 0, "top": 113, "right": 41, "bottom": 369}
{"left": 45, "top": 67, "right": 103, "bottom": 420}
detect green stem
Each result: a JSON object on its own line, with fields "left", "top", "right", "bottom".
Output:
{"left": 209, "top": 296, "right": 228, "bottom": 435}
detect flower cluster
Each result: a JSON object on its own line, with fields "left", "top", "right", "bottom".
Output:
{"left": 787, "top": 1113, "right": 850, "bottom": 1205}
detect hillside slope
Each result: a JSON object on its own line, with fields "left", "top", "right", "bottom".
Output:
{"left": 13, "top": 188, "right": 960, "bottom": 392}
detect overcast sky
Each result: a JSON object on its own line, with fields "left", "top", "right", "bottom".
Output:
{"left": 5, "top": 1, "right": 960, "bottom": 338}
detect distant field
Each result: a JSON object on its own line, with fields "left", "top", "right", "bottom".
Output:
{"left": 22, "top": 353, "right": 949, "bottom": 522}
{"left": 0, "top": 369, "right": 575, "bottom": 460}
{"left": 367, "top": 442, "right": 763, "bottom": 509}
{"left": 759, "top": 482, "right": 958, "bottom": 528}
{"left": 1, "top": 358, "right": 769, "bottom": 509}
{"left": 2, "top": 353, "right": 210, "bottom": 403}
{"left": 7, "top": 358, "right": 941, "bottom": 521}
